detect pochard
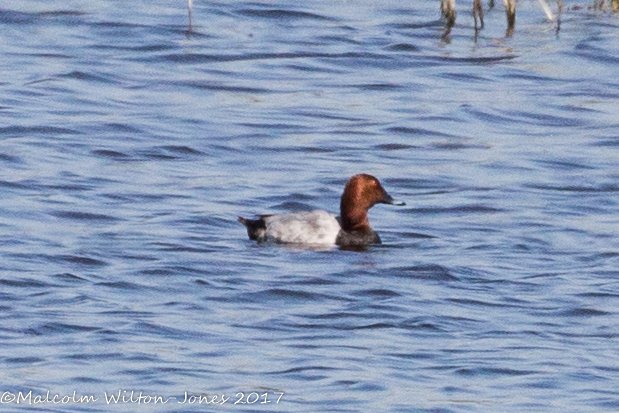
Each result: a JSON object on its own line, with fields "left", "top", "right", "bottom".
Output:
{"left": 238, "top": 174, "right": 404, "bottom": 247}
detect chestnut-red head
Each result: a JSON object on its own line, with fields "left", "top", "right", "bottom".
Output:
{"left": 339, "top": 174, "right": 404, "bottom": 231}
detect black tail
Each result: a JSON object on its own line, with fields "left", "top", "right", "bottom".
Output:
{"left": 238, "top": 216, "right": 267, "bottom": 241}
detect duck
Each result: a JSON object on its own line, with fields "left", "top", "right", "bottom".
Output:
{"left": 238, "top": 174, "right": 405, "bottom": 247}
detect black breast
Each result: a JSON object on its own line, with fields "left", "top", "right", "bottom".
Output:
{"left": 335, "top": 229, "right": 381, "bottom": 246}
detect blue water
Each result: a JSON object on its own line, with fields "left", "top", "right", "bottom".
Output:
{"left": 1, "top": 0, "right": 619, "bottom": 412}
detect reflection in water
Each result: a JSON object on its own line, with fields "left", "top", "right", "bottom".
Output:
{"left": 186, "top": 0, "right": 193, "bottom": 38}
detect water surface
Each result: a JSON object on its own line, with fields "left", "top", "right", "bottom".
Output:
{"left": 1, "top": 0, "right": 619, "bottom": 412}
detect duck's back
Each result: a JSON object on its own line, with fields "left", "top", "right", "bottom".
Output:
{"left": 264, "top": 210, "right": 340, "bottom": 244}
